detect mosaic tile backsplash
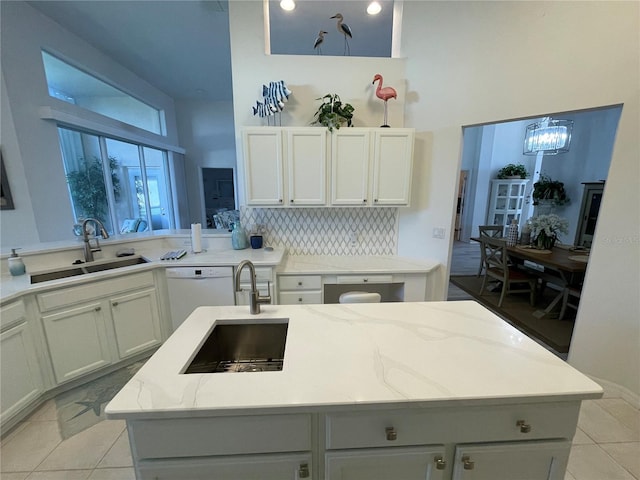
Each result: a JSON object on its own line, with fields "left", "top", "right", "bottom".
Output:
{"left": 241, "top": 207, "right": 398, "bottom": 255}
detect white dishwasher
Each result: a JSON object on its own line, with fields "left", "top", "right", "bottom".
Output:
{"left": 165, "top": 266, "right": 235, "bottom": 331}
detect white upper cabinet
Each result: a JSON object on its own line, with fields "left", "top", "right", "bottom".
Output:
{"left": 286, "top": 128, "right": 327, "bottom": 206}
{"left": 331, "top": 129, "right": 371, "bottom": 205}
{"left": 242, "top": 128, "right": 285, "bottom": 205}
{"left": 371, "top": 129, "right": 414, "bottom": 205}
{"left": 242, "top": 127, "right": 414, "bottom": 207}
{"left": 332, "top": 128, "right": 414, "bottom": 206}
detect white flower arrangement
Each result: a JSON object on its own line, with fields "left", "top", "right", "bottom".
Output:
{"left": 528, "top": 214, "right": 569, "bottom": 237}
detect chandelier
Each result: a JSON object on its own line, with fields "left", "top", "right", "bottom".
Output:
{"left": 523, "top": 117, "right": 573, "bottom": 155}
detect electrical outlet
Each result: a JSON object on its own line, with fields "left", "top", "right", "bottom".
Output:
{"left": 433, "top": 227, "right": 446, "bottom": 239}
{"left": 349, "top": 229, "right": 358, "bottom": 246}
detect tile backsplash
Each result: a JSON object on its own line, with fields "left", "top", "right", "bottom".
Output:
{"left": 241, "top": 207, "right": 398, "bottom": 255}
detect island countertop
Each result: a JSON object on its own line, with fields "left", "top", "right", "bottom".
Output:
{"left": 105, "top": 301, "right": 602, "bottom": 420}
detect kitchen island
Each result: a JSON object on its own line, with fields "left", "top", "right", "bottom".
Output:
{"left": 105, "top": 301, "right": 602, "bottom": 480}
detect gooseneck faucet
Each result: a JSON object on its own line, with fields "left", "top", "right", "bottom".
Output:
{"left": 235, "top": 260, "right": 271, "bottom": 314}
{"left": 82, "top": 218, "right": 110, "bottom": 262}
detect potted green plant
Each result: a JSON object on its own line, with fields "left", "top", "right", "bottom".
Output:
{"left": 532, "top": 174, "right": 570, "bottom": 206}
{"left": 66, "top": 155, "right": 121, "bottom": 223}
{"left": 312, "top": 93, "right": 354, "bottom": 131}
{"left": 497, "top": 163, "right": 528, "bottom": 179}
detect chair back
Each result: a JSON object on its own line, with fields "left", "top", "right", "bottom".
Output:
{"left": 339, "top": 292, "right": 382, "bottom": 304}
{"left": 482, "top": 236, "right": 508, "bottom": 277}
{"left": 478, "top": 225, "right": 504, "bottom": 238}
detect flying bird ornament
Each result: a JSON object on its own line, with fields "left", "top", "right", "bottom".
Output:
{"left": 331, "top": 13, "right": 352, "bottom": 56}
{"left": 372, "top": 74, "right": 397, "bottom": 127}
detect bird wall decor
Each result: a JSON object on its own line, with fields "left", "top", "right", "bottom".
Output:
{"left": 331, "top": 13, "right": 352, "bottom": 56}
{"left": 313, "top": 30, "right": 328, "bottom": 55}
{"left": 372, "top": 74, "right": 397, "bottom": 127}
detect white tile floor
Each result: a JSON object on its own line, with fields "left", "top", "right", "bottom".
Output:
{"left": 1, "top": 394, "right": 637, "bottom": 479}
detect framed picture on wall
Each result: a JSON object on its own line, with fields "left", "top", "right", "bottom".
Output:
{"left": 1, "top": 151, "right": 15, "bottom": 210}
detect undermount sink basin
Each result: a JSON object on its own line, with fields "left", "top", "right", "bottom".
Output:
{"left": 30, "top": 256, "right": 149, "bottom": 284}
{"left": 184, "top": 320, "right": 289, "bottom": 374}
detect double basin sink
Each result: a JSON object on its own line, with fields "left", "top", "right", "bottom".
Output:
{"left": 30, "top": 256, "right": 149, "bottom": 284}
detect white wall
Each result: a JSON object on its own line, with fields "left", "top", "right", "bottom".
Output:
{"left": 175, "top": 99, "right": 237, "bottom": 226}
{"left": 0, "top": 2, "right": 180, "bottom": 245}
{"left": 397, "top": 1, "right": 639, "bottom": 402}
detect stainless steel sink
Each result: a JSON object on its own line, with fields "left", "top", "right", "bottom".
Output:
{"left": 184, "top": 320, "right": 288, "bottom": 373}
{"left": 30, "top": 256, "right": 149, "bottom": 284}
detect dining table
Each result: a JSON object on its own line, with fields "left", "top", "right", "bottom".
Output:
{"left": 472, "top": 237, "right": 590, "bottom": 317}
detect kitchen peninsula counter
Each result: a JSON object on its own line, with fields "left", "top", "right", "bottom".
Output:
{"left": 278, "top": 255, "right": 440, "bottom": 275}
{"left": 106, "top": 301, "right": 601, "bottom": 419}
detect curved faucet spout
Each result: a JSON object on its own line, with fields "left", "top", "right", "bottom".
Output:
{"left": 81, "top": 218, "right": 109, "bottom": 262}
{"left": 235, "top": 260, "right": 271, "bottom": 314}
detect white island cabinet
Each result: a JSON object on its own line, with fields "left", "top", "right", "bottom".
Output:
{"left": 106, "top": 302, "right": 602, "bottom": 480}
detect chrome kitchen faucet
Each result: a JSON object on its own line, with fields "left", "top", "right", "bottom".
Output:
{"left": 234, "top": 260, "right": 271, "bottom": 314}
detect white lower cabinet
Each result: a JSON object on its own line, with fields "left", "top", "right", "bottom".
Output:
{"left": 451, "top": 441, "right": 571, "bottom": 480}
{"left": 325, "top": 446, "right": 446, "bottom": 480}
{"left": 278, "top": 275, "right": 322, "bottom": 305}
{"left": 0, "top": 300, "right": 44, "bottom": 424}
{"left": 37, "top": 272, "right": 164, "bottom": 386}
{"left": 110, "top": 288, "right": 162, "bottom": 359}
{"left": 41, "top": 301, "right": 113, "bottom": 384}
{"left": 138, "top": 453, "right": 312, "bottom": 480}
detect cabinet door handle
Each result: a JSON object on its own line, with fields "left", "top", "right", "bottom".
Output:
{"left": 363, "top": 278, "right": 368, "bottom": 283}
{"left": 298, "top": 297, "right": 303, "bottom": 302}
{"left": 385, "top": 427, "right": 397, "bottom": 441}
{"left": 298, "top": 463, "right": 310, "bottom": 478}
{"left": 94, "top": 306, "right": 101, "bottom": 312}
{"left": 462, "top": 455, "right": 475, "bottom": 470}
{"left": 298, "top": 281, "right": 303, "bottom": 286}
{"left": 363, "top": 199, "right": 367, "bottom": 203}
{"left": 112, "top": 301, "right": 119, "bottom": 307}
{"left": 374, "top": 198, "right": 379, "bottom": 203}
{"left": 279, "top": 199, "right": 283, "bottom": 203}
{"left": 517, "top": 419, "right": 532, "bottom": 433}
{"left": 290, "top": 199, "right": 294, "bottom": 203}
{"left": 434, "top": 455, "right": 447, "bottom": 470}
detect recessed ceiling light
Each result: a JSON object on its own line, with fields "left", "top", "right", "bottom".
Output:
{"left": 280, "top": 0, "right": 296, "bottom": 11}
{"left": 367, "top": 1, "right": 382, "bottom": 15}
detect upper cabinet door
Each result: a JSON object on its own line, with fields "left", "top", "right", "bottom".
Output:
{"left": 371, "top": 129, "right": 414, "bottom": 206}
{"left": 242, "top": 128, "right": 284, "bottom": 206}
{"left": 331, "top": 129, "right": 371, "bottom": 205}
{"left": 287, "top": 128, "right": 327, "bottom": 206}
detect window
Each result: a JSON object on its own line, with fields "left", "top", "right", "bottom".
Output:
{"left": 59, "top": 127, "right": 174, "bottom": 235}
{"left": 42, "top": 51, "right": 164, "bottom": 135}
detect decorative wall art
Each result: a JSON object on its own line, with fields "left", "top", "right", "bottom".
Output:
{"left": 0, "top": 151, "right": 15, "bottom": 210}
{"left": 252, "top": 80, "right": 292, "bottom": 125}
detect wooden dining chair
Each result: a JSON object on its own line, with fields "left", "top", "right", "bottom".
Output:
{"left": 477, "top": 225, "right": 504, "bottom": 276}
{"left": 480, "top": 236, "right": 537, "bottom": 307}
{"left": 559, "top": 285, "right": 581, "bottom": 320}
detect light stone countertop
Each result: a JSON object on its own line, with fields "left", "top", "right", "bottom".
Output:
{"left": 278, "top": 255, "right": 440, "bottom": 275}
{"left": 105, "top": 301, "right": 602, "bottom": 420}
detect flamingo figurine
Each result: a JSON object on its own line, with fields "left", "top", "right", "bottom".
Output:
{"left": 372, "top": 74, "right": 397, "bottom": 127}
{"left": 331, "top": 13, "right": 352, "bottom": 55}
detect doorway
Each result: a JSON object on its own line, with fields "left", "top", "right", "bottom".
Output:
{"left": 201, "top": 168, "right": 236, "bottom": 229}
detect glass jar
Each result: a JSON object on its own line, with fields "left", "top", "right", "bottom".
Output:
{"left": 231, "top": 221, "right": 249, "bottom": 250}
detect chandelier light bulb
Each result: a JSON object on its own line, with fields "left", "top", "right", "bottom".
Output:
{"left": 367, "top": 1, "right": 382, "bottom": 15}
{"left": 280, "top": 0, "right": 296, "bottom": 11}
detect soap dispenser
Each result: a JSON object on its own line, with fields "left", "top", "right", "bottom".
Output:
{"left": 8, "top": 248, "right": 26, "bottom": 276}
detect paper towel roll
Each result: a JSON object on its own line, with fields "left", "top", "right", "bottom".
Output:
{"left": 191, "top": 223, "right": 202, "bottom": 253}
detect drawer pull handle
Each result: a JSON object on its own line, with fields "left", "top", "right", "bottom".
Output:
{"left": 363, "top": 278, "right": 368, "bottom": 283}
{"left": 462, "top": 455, "right": 475, "bottom": 470}
{"left": 299, "top": 463, "right": 310, "bottom": 478}
{"left": 385, "top": 427, "right": 397, "bottom": 441}
{"left": 298, "top": 281, "right": 303, "bottom": 286}
{"left": 363, "top": 199, "right": 367, "bottom": 203}
{"left": 290, "top": 199, "right": 294, "bottom": 203}
{"left": 517, "top": 420, "right": 532, "bottom": 433}
{"left": 94, "top": 306, "right": 101, "bottom": 312}
{"left": 112, "top": 301, "right": 119, "bottom": 307}
{"left": 434, "top": 455, "right": 447, "bottom": 470}
{"left": 298, "top": 297, "right": 303, "bottom": 302}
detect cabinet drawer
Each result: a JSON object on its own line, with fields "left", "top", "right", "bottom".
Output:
{"left": 325, "top": 402, "right": 579, "bottom": 449}
{"left": 131, "top": 414, "right": 312, "bottom": 459}
{"left": 279, "top": 291, "right": 322, "bottom": 305}
{"left": 0, "top": 299, "right": 27, "bottom": 331}
{"left": 37, "top": 272, "right": 155, "bottom": 312}
{"left": 238, "top": 267, "right": 273, "bottom": 283}
{"left": 279, "top": 275, "right": 321, "bottom": 290}
{"left": 336, "top": 275, "right": 393, "bottom": 284}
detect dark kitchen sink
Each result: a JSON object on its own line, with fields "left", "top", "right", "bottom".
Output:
{"left": 184, "top": 320, "right": 289, "bottom": 373}
{"left": 30, "top": 256, "right": 149, "bottom": 284}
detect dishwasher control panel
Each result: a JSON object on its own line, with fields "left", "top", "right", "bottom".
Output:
{"left": 165, "top": 267, "right": 232, "bottom": 278}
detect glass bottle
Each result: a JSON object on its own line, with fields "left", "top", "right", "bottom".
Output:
{"left": 231, "top": 221, "right": 249, "bottom": 250}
